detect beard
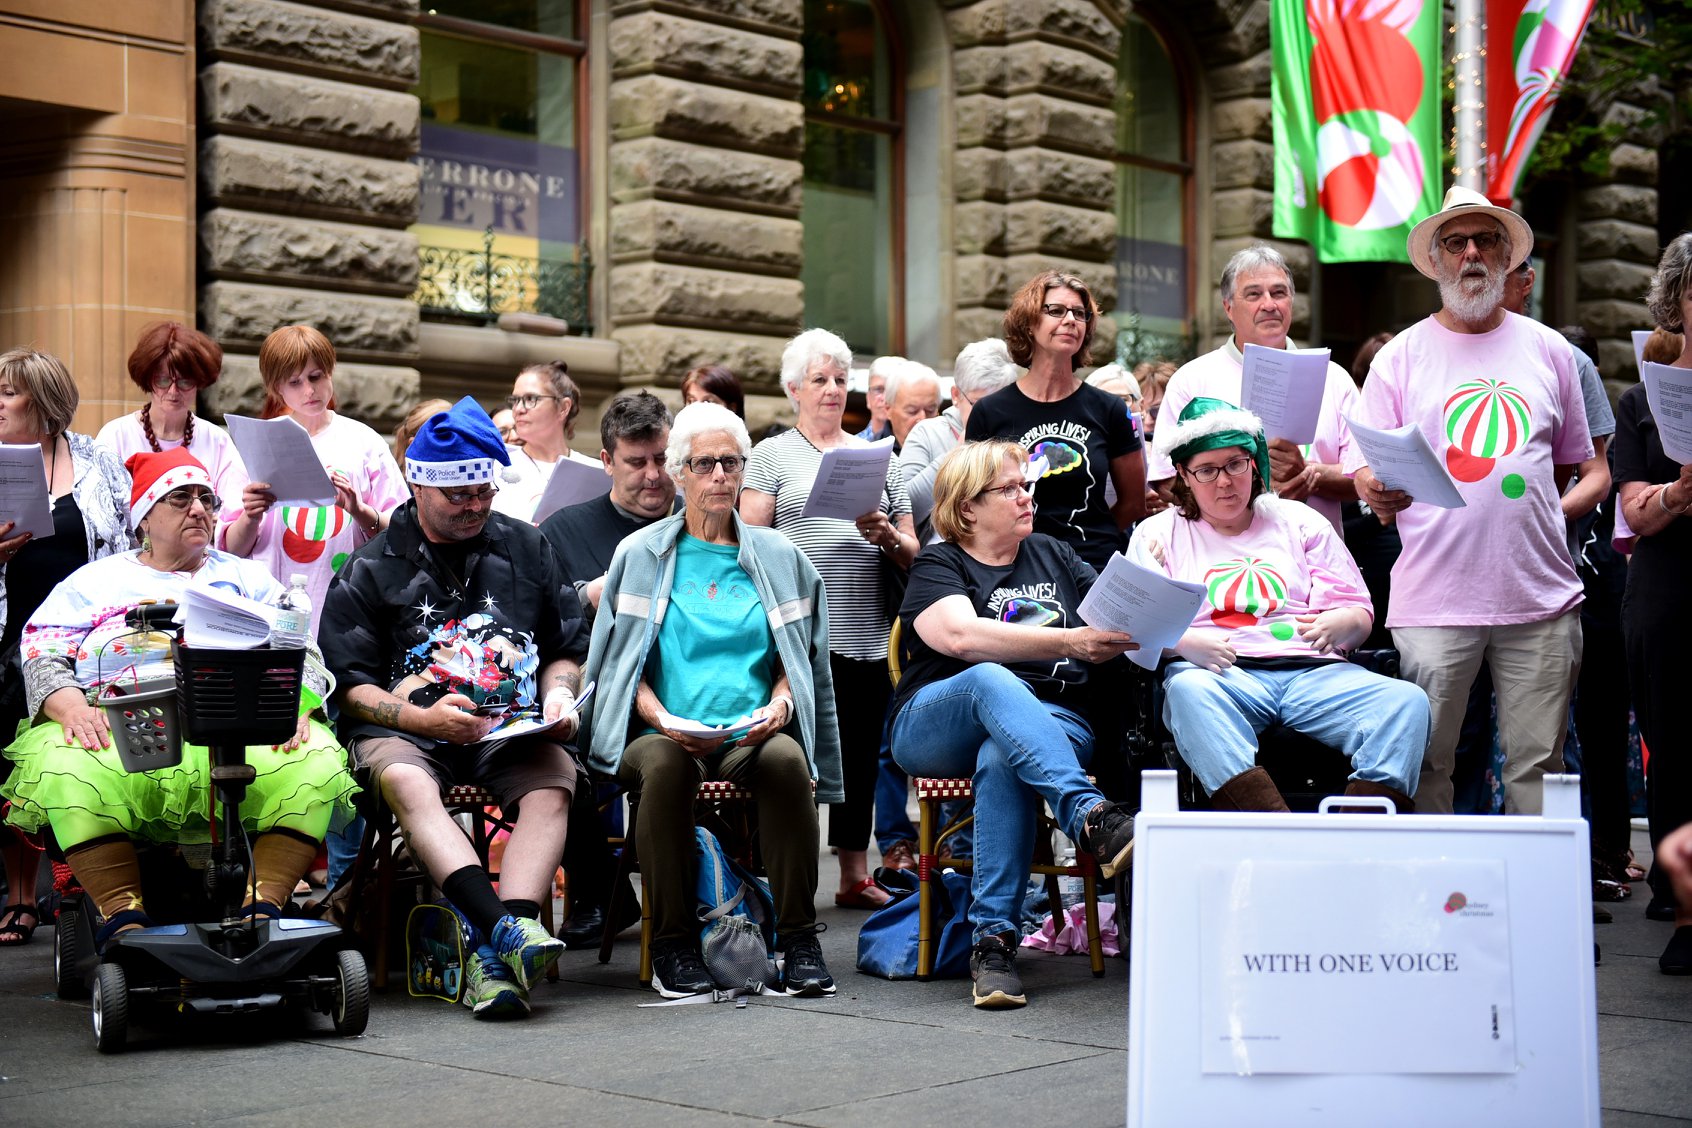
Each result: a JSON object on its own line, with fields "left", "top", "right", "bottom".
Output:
{"left": 1437, "top": 260, "right": 1507, "bottom": 323}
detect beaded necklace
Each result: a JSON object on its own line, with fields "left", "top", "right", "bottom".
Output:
{"left": 140, "top": 402, "right": 194, "bottom": 452}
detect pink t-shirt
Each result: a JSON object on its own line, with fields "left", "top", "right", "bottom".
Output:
{"left": 227, "top": 412, "right": 409, "bottom": 634}
{"left": 1126, "top": 498, "right": 1373, "bottom": 661}
{"left": 1343, "top": 312, "right": 1592, "bottom": 627}
{"left": 95, "top": 412, "right": 249, "bottom": 527}
{"left": 1148, "top": 339, "right": 1359, "bottom": 532}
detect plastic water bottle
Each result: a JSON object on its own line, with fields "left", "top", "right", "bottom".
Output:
{"left": 269, "top": 573, "right": 312, "bottom": 649}
{"left": 1058, "top": 848, "right": 1084, "bottom": 911}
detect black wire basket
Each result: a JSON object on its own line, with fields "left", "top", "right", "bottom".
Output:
{"left": 172, "top": 641, "right": 306, "bottom": 747}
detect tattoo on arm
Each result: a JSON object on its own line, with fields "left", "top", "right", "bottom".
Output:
{"left": 374, "top": 701, "right": 403, "bottom": 729}
{"left": 552, "top": 672, "right": 581, "bottom": 696}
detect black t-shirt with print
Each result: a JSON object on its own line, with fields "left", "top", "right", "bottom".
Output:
{"left": 890, "top": 534, "right": 1098, "bottom": 724}
{"left": 964, "top": 381, "right": 1141, "bottom": 570}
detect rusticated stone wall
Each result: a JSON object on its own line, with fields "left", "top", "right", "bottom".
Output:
{"left": 944, "top": 0, "right": 1122, "bottom": 348}
{"left": 605, "top": 0, "right": 805, "bottom": 399}
{"left": 196, "top": 0, "right": 421, "bottom": 430}
{"left": 1574, "top": 99, "right": 1659, "bottom": 383}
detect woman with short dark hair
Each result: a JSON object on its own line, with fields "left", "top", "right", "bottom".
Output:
{"left": 680, "top": 363, "right": 745, "bottom": 419}
{"left": 965, "top": 270, "right": 1146, "bottom": 570}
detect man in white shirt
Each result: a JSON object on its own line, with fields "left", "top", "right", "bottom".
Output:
{"left": 1148, "top": 245, "right": 1359, "bottom": 532}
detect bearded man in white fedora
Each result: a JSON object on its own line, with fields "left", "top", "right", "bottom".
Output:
{"left": 1343, "top": 186, "right": 1593, "bottom": 816}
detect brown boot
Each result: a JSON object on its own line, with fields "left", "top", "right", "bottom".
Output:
{"left": 1342, "top": 779, "right": 1415, "bottom": 814}
{"left": 1208, "top": 766, "right": 1290, "bottom": 812}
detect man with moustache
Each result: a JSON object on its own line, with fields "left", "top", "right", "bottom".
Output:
{"left": 1147, "top": 245, "right": 1359, "bottom": 532}
{"left": 1346, "top": 187, "right": 1593, "bottom": 816}
{"left": 322, "top": 397, "right": 588, "bottom": 1018}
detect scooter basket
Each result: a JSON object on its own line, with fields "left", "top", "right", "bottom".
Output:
{"left": 98, "top": 677, "right": 184, "bottom": 773}
{"left": 172, "top": 642, "right": 305, "bottom": 746}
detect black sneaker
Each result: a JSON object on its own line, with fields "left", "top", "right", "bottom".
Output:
{"left": 970, "top": 933, "right": 1026, "bottom": 1008}
{"left": 650, "top": 940, "right": 714, "bottom": 999}
{"left": 1082, "top": 800, "right": 1135, "bottom": 878}
{"left": 780, "top": 925, "right": 836, "bottom": 997}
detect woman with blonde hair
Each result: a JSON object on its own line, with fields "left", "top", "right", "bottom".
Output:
{"left": 221, "top": 325, "right": 407, "bottom": 632}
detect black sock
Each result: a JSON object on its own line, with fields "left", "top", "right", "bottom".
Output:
{"left": 442, "top": 865, "right": 507, "bottom": 939}
{"left": 502, "top": 898, "right": 540, "bottom": 921}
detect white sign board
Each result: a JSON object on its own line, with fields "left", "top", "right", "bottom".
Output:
{"left": 1128, "top": 772, "right": 1598, "bottom": 1127}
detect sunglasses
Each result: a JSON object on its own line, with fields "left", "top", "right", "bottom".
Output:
{"left": 152, "top": 374, "right": 195, "bottom": 391}
{"left": 439, "top": 486, "right": 498, "bottom": 505}
{"left": 1438, "top": 231, "right": 1504, "bottom": 255}
{"left": 160, "top": 488, "right": 221, "bottom": 512}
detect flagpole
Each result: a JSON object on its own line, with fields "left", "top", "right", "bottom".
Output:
{"left": 1453, "top": 0, "right": 1485, "bottom": 189}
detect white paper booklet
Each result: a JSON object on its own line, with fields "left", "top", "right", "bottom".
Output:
{"left": 1640, "top": 361, "right": 1692, "bottom": 464}
{"left": 1346, "top": 418, "right": 1468, "bottom": 509}
{"left": 655, "top": 709, "right": 758, "bottom": 740}
{"left": 0, "top": 443, "right": 55, "bottom": 539}
{"left": 1077, "top": 553, "right": 1208, "bottom": 671}
{"left": 177, "top": 582, "right": 278, "bottom": 649}
{"left": 1240, "top": 344, "right": 1330, "bottom": 445}
{"left": 223, "top": 414, "right": 337, "bottom": 507}
{"left": 1633, "top": 329, "right": 1653, "bottom": 373}
{"left": 800, "top": 437, "right": 896, "bottom": 521}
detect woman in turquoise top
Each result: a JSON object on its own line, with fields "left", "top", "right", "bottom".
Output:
{"left": 582, "top": 402, "right": 840, "bottom": 1001}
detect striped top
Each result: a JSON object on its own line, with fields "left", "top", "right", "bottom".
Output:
{"left": 743, "top": 428, "right": 910, "bottom": 661}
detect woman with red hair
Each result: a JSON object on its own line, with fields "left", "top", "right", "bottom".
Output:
{"left": 221, "top": 325, "right": 407, "bottom": 632}
{"left": 96, "top": 322, "right": 248, "bottom": 527}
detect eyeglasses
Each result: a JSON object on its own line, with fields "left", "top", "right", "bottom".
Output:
{"left": 979, "top": 481, "right": 1031, "bottom": 501}
{"left": 152, "top": 374, "right": 195, "bottom": 391}
{"left": 1183, "top": 455, "right": 1254, "bottom": 484}
{"left": 1040, "top": 303, "right": 1092, "bottom": 323}
{"left": 506, "top": 394, "right": 559, "bottom": 412}
{"left": 1438, "top": 230, "right": 1505, "bottom": 255}
{"left": 683, "top": 454, "right": 746, "bottom": 476}
{"left": 160, "top": 488, "right": 221, "bottom": 512}
{"left": 439, "top": 486, "right": 498, "bottom": 505}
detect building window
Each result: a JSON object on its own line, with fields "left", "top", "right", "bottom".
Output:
{"left": 1113, "top": 13, "right": 1194, "bottom": 364}
{"left": 801, "top": 0, "right": 902, "bottom": 355}
{"left": 410, "top": 1, "right": 590, "bottom": 331}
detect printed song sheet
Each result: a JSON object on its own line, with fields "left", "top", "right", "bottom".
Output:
{"left": 1240, "top": 344, "right": 1329, "bottom": 445}
{"left": 1078, "top": 553, "right": 1207, "bottom": 671}
{"left": 0, "top": 443, "right": 55, "bottom": 539}
{"left": 1347, "top": 419, "right": 1468, "bottom": 509}
{"left": 800, "top": 437, "right": 896, "bottom": 521}
{"left": 223, "top": 414, "right": 336, "bottom": 507}
{"left": 532, "top": 457, "right": 612, "bottom": 524}
{"left": 177, "top": 582, "right": 277, "bottom": 649}
{"left": 1640, "top": 361, "right": 1692, "bottom": 464}
{"left": 1633, "top": 329, "right": 1653, "bottom": 373}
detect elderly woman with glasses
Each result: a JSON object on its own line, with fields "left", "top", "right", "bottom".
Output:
{"left": 583, "top": 402, "right": 841, "bottom": 1000}
{"left": 741, "top": 328, "right": 917, "bottom": 909}
{"left": 1125, "top": 398, "right": 1428, "bottom": 813}
{"left": 965, "top": 270, "right": 1146, "bottom": 571}
{"left": 2, "top": 448, "right": 356, "bottom": 947}
{"left": 889, "top": 439, "right": 1137, "bottom": 1009}
{"left": 222, "top": 325, "right": 408, "bottom": 633}
{"left": 0, "top": 348, "right": 133, "bottom": 946}
{"left": 96, "top": 322, "right": 249, "bottom": 527}
{"left": 492, "top": 360, "right": 603, "bottom": 523}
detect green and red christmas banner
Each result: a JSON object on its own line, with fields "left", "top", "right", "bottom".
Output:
{"left": 1271, "top": 0, "right": 1443, "bottom": 263}
{"left": 1484, "top": 0, "right": 1596, "bottom": 204}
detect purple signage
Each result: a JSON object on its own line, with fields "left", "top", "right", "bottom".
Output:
{"left": 414, "top": 124, "right": 579, "bottom": 244}
{"left": 1115, "top": 237, "right": 1187, "bottom": 322}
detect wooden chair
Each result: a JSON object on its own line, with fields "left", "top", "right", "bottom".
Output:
{"left": 352, "top": 784, "right": 559, "bottom": 991}
{"left": 889, "top": 620, "right": 1108, "bottom": 979}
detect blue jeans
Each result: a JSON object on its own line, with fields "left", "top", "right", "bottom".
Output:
{"left": 1162, "top": 660, "right": 1429, "bottom": 797}
{"left": 874, "top": 709, "right": 918, "bottom": 850}
{"left": 890, "top": 664, "right": 1103, "bottom": 942}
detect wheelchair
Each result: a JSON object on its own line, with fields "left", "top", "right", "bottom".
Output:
{"left": 54, "top": 603, "right": 368, "bottom": 1052}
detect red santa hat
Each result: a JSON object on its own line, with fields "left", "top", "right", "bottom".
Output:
{"left": 125, "top": 448, "right": 215, "bottom": 526}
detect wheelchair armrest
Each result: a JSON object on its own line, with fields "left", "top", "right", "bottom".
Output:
{"left": 1348, "top": 647, "right": 1399, "bottom": 679}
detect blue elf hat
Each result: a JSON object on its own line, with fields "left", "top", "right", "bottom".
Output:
{"left": 404, "top": 396, "right": 511, "bottom": 488}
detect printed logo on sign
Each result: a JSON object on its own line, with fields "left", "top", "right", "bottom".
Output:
{"left": 1443, "top": 891, "right": 1494, "bottom": 918}
{"left": 1444, "top": 892, "right": 1467, "bottom": 914}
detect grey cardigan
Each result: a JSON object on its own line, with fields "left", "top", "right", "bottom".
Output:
{"left": 581, "top": 511, "right": 843, "bottom": 803}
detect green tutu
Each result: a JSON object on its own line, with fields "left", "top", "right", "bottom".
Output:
{"left": 2, "top": 715, "right": 359, "bottom": 847}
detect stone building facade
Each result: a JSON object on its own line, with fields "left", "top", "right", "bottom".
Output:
{"left": 0, "top": 0, "right": 1677, "bottom": 437}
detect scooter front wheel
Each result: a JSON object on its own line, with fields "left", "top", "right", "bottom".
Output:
{"left": 332, "top": 949, "right": 369, "bottom": 1036}
{"left": 93, "top": 963, "right": 129, "bottom": 1054}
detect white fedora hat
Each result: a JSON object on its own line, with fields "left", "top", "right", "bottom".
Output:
{"left": 1406, "top": 185, "right": 1534, "bottom": 279}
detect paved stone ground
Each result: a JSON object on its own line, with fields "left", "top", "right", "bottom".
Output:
{"left": 0, "top": 826, "right": 1686, "bottom": 1127}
